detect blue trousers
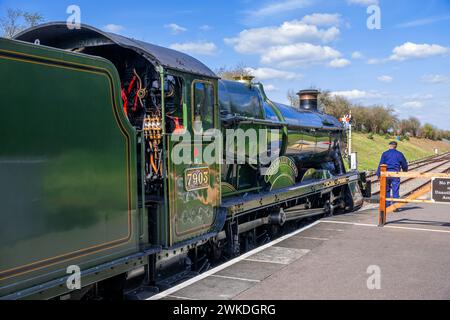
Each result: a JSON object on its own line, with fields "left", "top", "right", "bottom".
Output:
{"left": 386, "top": 177, "right": 400, "bottom": 207}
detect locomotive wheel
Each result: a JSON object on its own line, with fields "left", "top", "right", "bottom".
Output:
{"left": 324, "top": 202, "right": 334, "bottom": 217}
{"left": 269, "top": 224, "right": 282, "bottom": 238}
{"left": 211, "top": 241, "right": 224, "bottom": 261}
{"left": 243, "top": 232, "right": 256, "bottom": 252}
{"left": 343, "top": 187, "right": 355, "bottom": 213}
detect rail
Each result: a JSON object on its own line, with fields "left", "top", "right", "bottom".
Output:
{"left": 367, "top": 151, "right": 450, "bottom": 181}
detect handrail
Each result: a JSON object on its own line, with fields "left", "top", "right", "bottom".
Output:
{"left": 384, "top": 172, "right": 450, "bottom": 179}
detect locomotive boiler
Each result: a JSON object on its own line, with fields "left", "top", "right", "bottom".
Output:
{"left": 0, "top": 23, "right": 369, "bottom": 300}
{"left": 219, "top": 78, "right": 346, "bottom": 196}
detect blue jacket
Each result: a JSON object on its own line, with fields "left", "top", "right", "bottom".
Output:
{"left": 376, "top": 149, "right": 408, "bottom": 176}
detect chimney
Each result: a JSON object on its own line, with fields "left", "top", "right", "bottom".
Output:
{"left": 297, "top": 89, "right": 320, "bottom": 111}
{"left": 233, "top": 75, "right": 255, "bottom": 86}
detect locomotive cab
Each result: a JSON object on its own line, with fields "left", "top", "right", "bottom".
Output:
{"left": 14, "top": 23, "right": 223, "bottom": 254}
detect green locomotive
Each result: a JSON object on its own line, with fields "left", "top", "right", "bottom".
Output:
{"left": 0, "top": 23, "right": 369, "bottom": 300}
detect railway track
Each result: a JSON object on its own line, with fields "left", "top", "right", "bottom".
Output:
{"left": 370, "top": 155, "right": 450, "bottom": 200}
{"left": 366, "top": 152, "right": 450, "bottom": 183}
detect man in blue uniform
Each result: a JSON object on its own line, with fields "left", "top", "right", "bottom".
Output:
{"left": 376, "top": 141, "right": 408, "bottom": 209}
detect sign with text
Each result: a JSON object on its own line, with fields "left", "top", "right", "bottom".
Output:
{"left": 431, "top": 178, "right": 450, "bottom": 203}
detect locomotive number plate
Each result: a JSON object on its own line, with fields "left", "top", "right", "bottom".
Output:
{"left": 185, "top": 167, "right": 210, "bottom": 191}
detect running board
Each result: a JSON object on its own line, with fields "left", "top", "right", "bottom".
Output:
{"left": 220, "top": 173, "right": 360, "bottom": 217}
{"left": 285, "top": 208, "right": 326, "bottom": 221}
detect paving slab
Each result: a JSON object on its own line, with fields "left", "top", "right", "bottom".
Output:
{"left": 276, "top": 237, "right": 327, "bottom": 250}
{"left": 245, "top": 247, "right": 310, "bottom": 265}
{"left": 235, "top": 204, "right": 450, "bottom": 300}
{"left": 169, "top": 276, "right": 256, "bottom": 300}
{"left": 215, "top": 260, "right": 284, "bottom": 281}
{"left": 294, "top": 227, "right": 343, "bottom": 239}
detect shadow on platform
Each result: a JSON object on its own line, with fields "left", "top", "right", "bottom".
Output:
{"left": 388, "top": 218, "right": 450, "bottom": 228}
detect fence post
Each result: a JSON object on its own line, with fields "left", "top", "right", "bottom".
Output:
{"left": 378, "top": 165, "right": 387, "bottom": 227}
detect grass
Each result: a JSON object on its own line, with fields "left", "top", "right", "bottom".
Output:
{"left": 351, "top": 133, "right": 450, "bottom": 171}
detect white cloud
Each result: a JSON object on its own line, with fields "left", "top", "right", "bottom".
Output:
{"left": 331, "top": 89, "right": 381, "bottom": 100}
{"left": 225, "top": 16, "right": 347, "bottom": 69}
{"left": 103, "top": 24, "right": 124, "bottom": 33}
{"left": 377, "top": 75, "right": 393, "bottom": 83}
{"left": 164, "top": 23, "right": 187, "bottom": 35}
{"left": 367, "top": 58, "right": 382, "bottom": 64}
{"left": 351, "top": 51, "right": 364, "bottom": 59}
{"left": 169, "top": 41, "right": 218, "bottom": 56}
{"left": 347, "top": 0, "right": 379, "bottom": 6}
{"left": 329, "top": 58, "right": 351, "bottom": 68}
{"left": 395, "top": 15, "right": 450, "bottom": 28}
{"left": 245, "top": 67, "right": 302, "bottom": 80}
{"left": 301, "top": 13, "right": 341, "bottom": 27}
{"left": 406, "top": 93, "right": 433, "bottom": 100}
{"left": 199, "top": 25, "right": 212, "bottom": 32}
{"left": 248, "top": 0, "right": 312, "bottom": 18}
{"left": 422, "top": 74, "right": 449, "bottom": 84}
{"left": 264, "top": 84, "right": 278, "bottom": 92}
{"left": 389, "top": 42, "right": 449, "bottom": 61}
{"left": 224, "top": 20, "right": 340, "bottom": 54}
{"left": 402, "top": 101, "right": 423, "bottom": 109}
{"left": 260, "top": 43, "right": 342, "bottom": 67}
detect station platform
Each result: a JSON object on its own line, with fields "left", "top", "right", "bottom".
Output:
{"left": 150, "top": 203, "right": 450, "bottom": 300}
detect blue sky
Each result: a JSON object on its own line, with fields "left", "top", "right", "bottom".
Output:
{"left": 1, "top": 0, "right": 450, "bottom": 129}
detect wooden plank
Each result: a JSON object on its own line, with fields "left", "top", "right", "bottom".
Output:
{"left": 381, "top": 172, "right": 450, "bottom": 179}
{"left": 387, "top": 184, "right": 433, "bottom": 213}
{"left": 386, "top": 198, "right": 435, "bottom": 204}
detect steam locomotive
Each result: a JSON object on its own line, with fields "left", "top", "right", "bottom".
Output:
{"left": 0, "top": 23, "right": 370, "bottom": 300}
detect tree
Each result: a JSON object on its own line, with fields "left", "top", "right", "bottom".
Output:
{"left": 366, "top": 106, "right": 397, "bottom": 134}
{"left": 23, "top": 12, "right": 44, "bottom": 27}
{"left": 397, "top": 117, "right": 421, "bottom": 137}
{"left": 398, "top": 119, "right": 410, "bottom": 136}
{"left": 422, "top": 123, "right": 438, "bottom": 140}
{"left": 287, "top": 89, "right": 299, "bottom": 108}
{"left": 0, "top": 9, "right": 22, "bottom": 38}
{"left": 443, "top": 131, "right": 450, "bottom": 141}
{"left": 215, "top": 63, "right": 252, "bottom": 80}
{"left": 351, "top": 106, "right": 371, "bottom": 132}
{"left": 0, "top": 8, "right": 43, "bottom": 38}
{"left": 408, "top": 117, "right": 421, "bottom": 137}
{"left": 318, "top": 91, "right": 351, "bottom": 119}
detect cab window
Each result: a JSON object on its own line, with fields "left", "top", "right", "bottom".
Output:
{"left": 193, "top": 81, "right": 214, "bottom": 131}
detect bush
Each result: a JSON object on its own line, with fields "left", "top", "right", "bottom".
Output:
{"left": 384, "top": 133, "right": 391, "bottom": 140}
{"left": 367, "top": 133, "right": 374, "bottom": 140}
